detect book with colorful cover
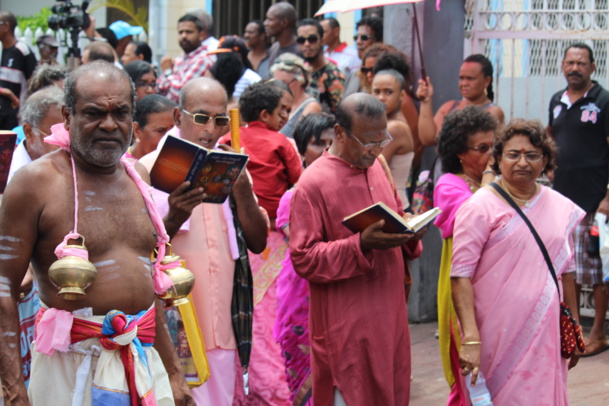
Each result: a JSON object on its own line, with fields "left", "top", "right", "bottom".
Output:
{"left": 0, "top": 131, "right": 17, "bottom": 193}
{"left": 342, "top": 203, "right": 441, "bottom": 234}
{"left": 149, "top": 135, "right": 249, "bottom": 204}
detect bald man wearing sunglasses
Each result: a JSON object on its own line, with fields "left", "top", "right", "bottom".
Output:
{"left": 139, "top": 77, "right": 268, "bottom": 405}
{"left": 297, "top": 18, "right": 345, "bottom": 114}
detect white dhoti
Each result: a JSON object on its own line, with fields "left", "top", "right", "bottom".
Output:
{"left": 28, "top": 305, "right": 174, "bottom": 406}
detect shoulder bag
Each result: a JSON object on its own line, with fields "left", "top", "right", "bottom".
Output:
{"left": 489, "top": 182, "right": 585, "bottom": 358}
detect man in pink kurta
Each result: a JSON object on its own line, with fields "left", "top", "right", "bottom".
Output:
{"left": 140, "top": 78, "right": 268, "bottom": 405}
{"left": 290, "top": 94, "right": 422, "bottom": 406}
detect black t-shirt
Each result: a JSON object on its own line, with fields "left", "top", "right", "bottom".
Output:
{"left": 0, "top": 41, "right": 37, "bottom": 113}
{"left": 549, "top": 82, "right": 609, "bottom": 212}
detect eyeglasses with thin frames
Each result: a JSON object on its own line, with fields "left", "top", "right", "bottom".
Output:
{"left": 468, "top": 144, "right": 492, "bottom": 154}
{"left": 137, "top": 81, "right": 156, "bottom": 89}
{"left": 347, "top": 129, "right": 393, "bottom": 151}
{"left": 502, "top": 151, "right": 544, "bottom": 162}
{"left": 182, "top": 110, "right": 230, "bottom": 127}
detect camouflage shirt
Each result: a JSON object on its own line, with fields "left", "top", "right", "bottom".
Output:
{"left": 307, "top": 60, "right": 346, "bottom": 114}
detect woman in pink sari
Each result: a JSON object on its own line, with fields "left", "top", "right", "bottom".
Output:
{"left": 451, "top": 120, "right": 584, "bottom": 405}
{"left": 434, "top": 106, "right": 498, "bottom": 406}
{"left": 275, "top": 113, "right": 335, "bottom": 405}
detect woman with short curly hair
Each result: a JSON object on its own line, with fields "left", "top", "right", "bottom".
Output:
{"left": 433, "top": 105, "right": 498, "bottom": 406}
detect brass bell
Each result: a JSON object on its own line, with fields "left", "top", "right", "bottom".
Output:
{"left": 48, "top": 236, "right": 97, "bottom": 300}
{"left": 154, "top": 244, "right": 195, "bottom": 307}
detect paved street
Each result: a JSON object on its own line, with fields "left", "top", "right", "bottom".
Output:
{"left": 410, "top": 322, "right": 609, "bottom": 405}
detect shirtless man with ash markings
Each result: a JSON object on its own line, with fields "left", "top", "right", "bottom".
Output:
{"left": 0, "top": 61, "right": 193, "bottom": 405}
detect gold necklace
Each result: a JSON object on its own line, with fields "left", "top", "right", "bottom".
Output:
{"left": 459, "top": 174, "right": 480, "bottom": 193}
{"left": 501, "top": 179, "right": 537, "bottom": 203}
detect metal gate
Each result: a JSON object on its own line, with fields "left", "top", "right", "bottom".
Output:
{"left": 466, "top": 0, "right": 609, "bottom": 319}
{"left": 465, "top": 0, "right": 609, "bottom": 124}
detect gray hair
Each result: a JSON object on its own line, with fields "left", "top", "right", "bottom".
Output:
{"left": 20, "top": 86, "right": 64, "bottom": 128}
{"left": 64, "top": 61, "right": 136, "bottom": 116}
{"left": 270, "top": 53, "right": 309, "bottom": 87}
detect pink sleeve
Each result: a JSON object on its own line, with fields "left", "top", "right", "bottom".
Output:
{"left": 276, "top": 189, "right": 294, "bottom": 236}
{"left": 433, "top": 175, "right": 472, "bottom": 239}
{"left": 450, "top": 196, "right": 492, "bottom": 278}
{"left": 289, "top": 185, "right": 375, "bottom": 283}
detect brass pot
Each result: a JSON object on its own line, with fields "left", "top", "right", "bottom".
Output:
{"left": 48, "top": 239, "right": 97, "bottom": 300}
{"left": 155, "top": 244, "right": 195, "bottom": 307}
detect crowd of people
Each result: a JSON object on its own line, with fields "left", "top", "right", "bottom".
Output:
{"left": 0, "top": 2, "right": 607, "bottom": 405}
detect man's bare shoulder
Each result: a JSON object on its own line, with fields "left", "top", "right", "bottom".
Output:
{"left": 4, "top": 150, "right": 68, "bottom": 201}
{"left": 133, "top": 160, "right": 151, "bottom": 183}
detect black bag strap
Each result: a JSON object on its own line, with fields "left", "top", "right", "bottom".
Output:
{"left": 489, "top": 182, "right": 560, "bottom": 293}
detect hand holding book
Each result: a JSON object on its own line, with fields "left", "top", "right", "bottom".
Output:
{"left": 360, "top": 219, "right": 417, "bottom": 251}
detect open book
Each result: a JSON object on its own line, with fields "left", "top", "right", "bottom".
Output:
{"left": 342, "top": 203, "right": 441, "bottom": 234}
{"left": 149, "top": 135, "right": 249, "bottom": 204}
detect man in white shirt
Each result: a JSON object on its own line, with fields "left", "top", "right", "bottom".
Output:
{"left": 8, "top": 86, "right": 63, "bottom": 181}
{"left": 321, "top": 17, "right": 360, "bottom": 77}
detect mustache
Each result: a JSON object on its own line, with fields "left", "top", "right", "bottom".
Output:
{"left": 568, "top": 72, "right": 583, "bottom": 78}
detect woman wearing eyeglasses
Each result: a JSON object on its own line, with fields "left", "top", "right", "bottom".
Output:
{"left": 416, "top": 54, "right": 505, "bottom": 147}
{"left": 451, "top": 119, "right": 583, "bottom": 405}
{"left": 271, "top": 53, "right": 321, "bottom": 138}
{"left": 124, "top": 60, "right": 157, "bottom": 101}
{"left": 433, "top": 106, "right": 498, "bottom": 406}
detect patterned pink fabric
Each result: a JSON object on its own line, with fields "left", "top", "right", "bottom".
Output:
{"left": 273, "top": 189, "right": 312, "bottom": 402}
{"left": 156, "top": 46, "right": 213, "bottom": 103}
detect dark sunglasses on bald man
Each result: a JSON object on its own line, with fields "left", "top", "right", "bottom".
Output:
{"left": 182, "top": 110, "right": 230, "bottom": 127}
{"left": 296, "top": 35, "right": 319, "bottom": 45}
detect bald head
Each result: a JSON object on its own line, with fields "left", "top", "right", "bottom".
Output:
{"left": 177, "top": 77, "right": 230, "bottom": 149}
{"left": 179, "top": 77, "right": 227, "bottom": 110}
{"left": 83, "top": 41, "right": 115, "bottom": 64}
{"left": 336, "top": 93, "right": 386, "bottom": 132}
{"left": 269, "top": 2, "right": 296, "bottom": 29}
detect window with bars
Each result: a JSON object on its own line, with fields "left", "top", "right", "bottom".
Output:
{"left": 211, "top": 0, "right": 325, "bottom": 38}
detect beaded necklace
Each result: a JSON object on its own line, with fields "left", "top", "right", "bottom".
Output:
{"left": 458, "top": 173, "right": 480, "bottom": 193}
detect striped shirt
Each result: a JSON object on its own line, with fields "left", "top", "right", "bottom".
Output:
{"left": 156, "top": 45, "right": 213, "bottom": 103}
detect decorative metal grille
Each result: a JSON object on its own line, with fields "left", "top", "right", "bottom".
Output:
{"left": 466, "top": 0, "right": 609, "bottom": 319}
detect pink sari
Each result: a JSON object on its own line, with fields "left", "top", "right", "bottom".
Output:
{"left": 273, "top": 189, "right": 313, "bottom": 405}
{"left": 451, "top": 185, "right": 584, "bottom": 405}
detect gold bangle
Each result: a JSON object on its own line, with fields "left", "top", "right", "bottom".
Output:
{"left": 462, "top": 341, "right": 482, "bottom": 345}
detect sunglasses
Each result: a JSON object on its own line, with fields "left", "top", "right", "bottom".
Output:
{"left": 182, "top": 110, "right": 230, "bottom": 127}
{"left": 296, "top": 35, "right": 319, "bottom": 45}
{"left": 468, "top": 144, "right": 492, "bottom": 154}
{"left": 360, "top": 67, "right": 373, "bottom": 74}
{"left": 354, "top": 34, "right": 371, "bottom": 41}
